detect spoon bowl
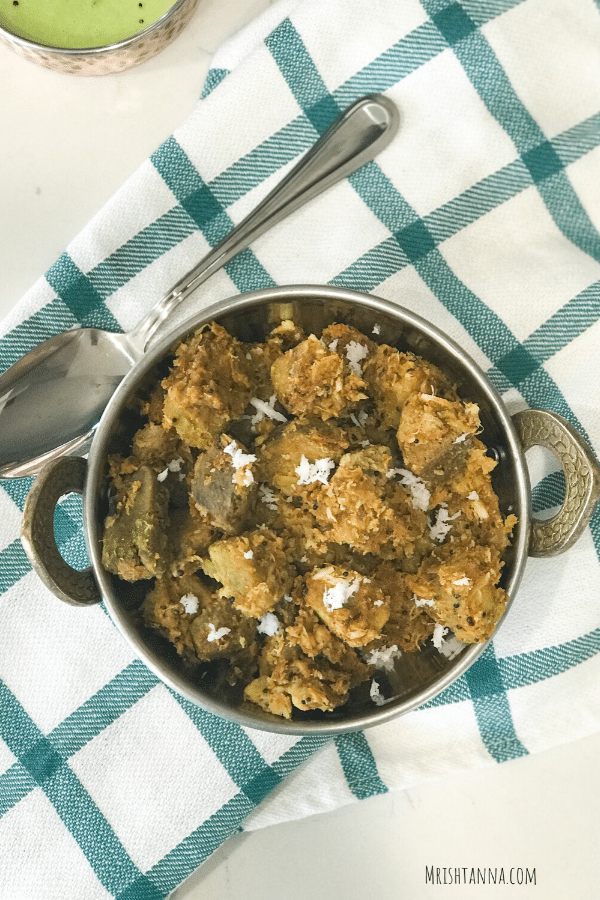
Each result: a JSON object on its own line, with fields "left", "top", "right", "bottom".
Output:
{"left": 0, "top": 94, "right": 399, "bottom": 478}
{"left": 0, "top": 328, "right": 143, "bottom": 477}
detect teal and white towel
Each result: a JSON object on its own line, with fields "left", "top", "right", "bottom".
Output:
{"left": 2, "top": 0, "right": 600, "bottom": 897}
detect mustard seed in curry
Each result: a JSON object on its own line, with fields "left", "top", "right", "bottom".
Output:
{"left": 102, "top": 319, "right": 516, "bottom": 720}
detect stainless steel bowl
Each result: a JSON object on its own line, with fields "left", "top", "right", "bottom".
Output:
{"left": 21, "top": 285, "right": 600, "bottom": 735}
{"left": 0, "top": 0, "right": 200, "bottom": 75}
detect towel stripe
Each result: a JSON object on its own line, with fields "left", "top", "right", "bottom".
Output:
{"left": 0, "top": 664, "right": 333, "bottom": 900}
{"left": 0, "top": 681, "right": 146, "bottom": 895}
{"left": 0, "top": 541, "right": 31, "bottom": 594}
{"left": 171, "top": 692, "right": 284, "bottom": 800}
{"left": 335, "top": 21, "right": 447, "bottom": 106}
{"left": 45, "top": 254, "right": 121, "bottom": 331}
{"left": 151, "top": 138, "right": 276, "bottom": 292}
{"left": 49, "top": 659, "right": 160, "bottom": 757}
{"left": 465, "top": 645, "right": 528, "bottom": 762}
{"left": 424, "top": 0, "right": 600, "bottom": 263}
{"left": 0, "top": 300, "right": 81, "bottom": 374}
{"left": 201, "top": 67, "right": 230, "bottom": 99}
{"left": 266, "top": 19, "right": 343, "bottom": 131}
{"left": 426, "top": 624, "right": 600, "bottom": 712}
{"left": 143, "top": 793, "right": 254, "bottom": 898}
{"left": 0, "top": 763, "right": 36, "bottom": 818}
{"left": 335, "top": 732, "right": 388, "bottom": 799}
{"left": 531, "top": 471, "right": 565, "bottom": 514}
{"left": 498, "top": 627, "right": 600, "bottom": 686}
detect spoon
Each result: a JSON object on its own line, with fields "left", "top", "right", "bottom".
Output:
{"left": 0, "top": 94, "right": 399, "bottom": 479}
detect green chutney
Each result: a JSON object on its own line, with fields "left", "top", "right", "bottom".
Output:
{"left": 0, "top": 0, "right": 175, "bottom": 49}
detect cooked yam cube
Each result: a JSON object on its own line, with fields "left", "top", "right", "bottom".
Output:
{"left": 285, "top": 604, "right": 373, "bottom": 673}
{"left": 130, "top": 422, "right": 186, "bottom": 466}
{"left": 366, "top": 562, "right": 436, "bottom": 654}
{"left": 169, "top": 502, "right": 218, "bottom": 576}
{"left": 257, "top": 419, "right": 348, "bottom": 497}
{"left": 244, "top": 670, "right": 343, "bottom": 719}
{"left": 189, "top": 596, "right": 258, "bottom": 663}
{"left": 320, "top": 323, "right": 376, "bottom": 376}
{"left": 141, "top": 573, "right": 215, "bottom": 662}
{"left": 107, "top": 424, "right": 192, "bottom": 501}
{"left": 429, "top": 449, "right": 516, "bottom": 555}
{"left": 253, "top": 494, "right": 326, "bottom": 568}
{"left": 201, "top": 528, "right": 295, "bottom": 618}
{"left": 303, "top": 565, "right": 390, "bottom": 647}
{"left": 162, "top": 322, "right": 253, "bottom": 448}
{"left": 142, "top": 573, "right": 257, "bottom": 666}
{"left": 192, "top": 435, "right": 257, "bottom": 534}
{"left": 102, "top": 465, "right": 170, "bottom": 581}
{"left": 313, "top": 446, "right": 426, "bottom": 557}
{"left": 244, "top": 631, "right": 369, "bottom": 718}
{"left": 362, "top": 345, "right": 456, "bottom": 429}
{"left": 245, "top": 320, "right": 306, "bottom": 402}
{"left": 397, "top": 394, "right": 480, "bottom": 479}
{"left": 405, "top": 544, "right": 507, "bottom": 643}
{"left": 271, "top": 334, "right": 367, "bottom": 419}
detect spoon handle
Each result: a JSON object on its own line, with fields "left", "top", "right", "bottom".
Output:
{"left": 130, "top": 94, "right": 399, "bottom": 350}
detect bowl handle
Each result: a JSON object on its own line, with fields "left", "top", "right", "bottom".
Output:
{"left": 512, "top": 409, "right": 600, "bottom": 557}
{"left": 21, "top": 456, "right": 101, "bottom": 606}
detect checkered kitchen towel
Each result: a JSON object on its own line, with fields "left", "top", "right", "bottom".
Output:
{"left": 2, "top": 0, "right": 600, "bottom": 897}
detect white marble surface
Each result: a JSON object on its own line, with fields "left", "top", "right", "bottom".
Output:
{"left": 2, "top": 3, "right": 600, "bottom": 897}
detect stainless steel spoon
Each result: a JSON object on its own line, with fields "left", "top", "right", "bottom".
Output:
{"left": 0, "top": 94, "right": 399, "bottom": 479}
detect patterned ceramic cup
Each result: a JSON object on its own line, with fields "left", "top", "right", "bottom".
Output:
{"left": 0, "top": 0, "right": 200, "bottom": 75}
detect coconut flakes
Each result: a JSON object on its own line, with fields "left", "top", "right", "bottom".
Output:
{"left": 259, "top": 484, "right": 278, "bottom": 510}
{"left": 370, "top": 679, "right": 386, "bottom": 706}
{"left": 257, "top": 612, "right": 280, "bottom": 636}
{"left": 437, "top": 634, "right": 465, "bottom": 659}
{"left": 322, "top": 576, "right": 361, "bottom": 612}
{"left": 345, "top": 341, "right": 368, "bottom": 375}
{"left": 413, "top": 594, "right": 435, "bottom": 608}
{"left": 206, "top": 623, "right": 231, "bottom": 642}
{"left": 388, "top": 467, "right": 431, "bottom": 511}
{"left": 364, "top": 644, "right": 401, "bottom": 672}
{"left": 349, "top": 410, "right": 369, "bottom": 427}
{"left": 250, "top": 395, "right": 288, "bottom": 425}
{"left": 429, "top": 504, "right": 461, "bottom": 542}
{"left": 180, "top": 594, "right": 199, "bottom": 615}
{"left": 295, "top": 455, "right": 335, "bottom": 485}
{"left": 223, "top": 441, "right": 256, "bottom": 487}
{"left": 157, "top": 457, "right": 186, "bottom": 482}
{"left": 432, "top": 623, "right": 449, "bottom": 649}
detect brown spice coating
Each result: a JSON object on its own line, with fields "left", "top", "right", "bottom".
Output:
{"left": 102, "top": 319, "right": 516, "bottom": 719}
{"left": 271, "top": 333, "right": 367, "bottom": 419}
{"left": 162, "top": 322, "right": 253, "bottom": 448}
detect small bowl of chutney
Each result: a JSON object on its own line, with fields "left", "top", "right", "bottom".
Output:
{"left": 0, "top": 0, "right": 200, "bottom": 74}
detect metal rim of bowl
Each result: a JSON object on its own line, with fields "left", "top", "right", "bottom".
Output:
{"left": 84, "top": 284, "right": 531, "bottom": 735}
{"left": 0, "top": 0, "right": 193, "bottom": 56}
